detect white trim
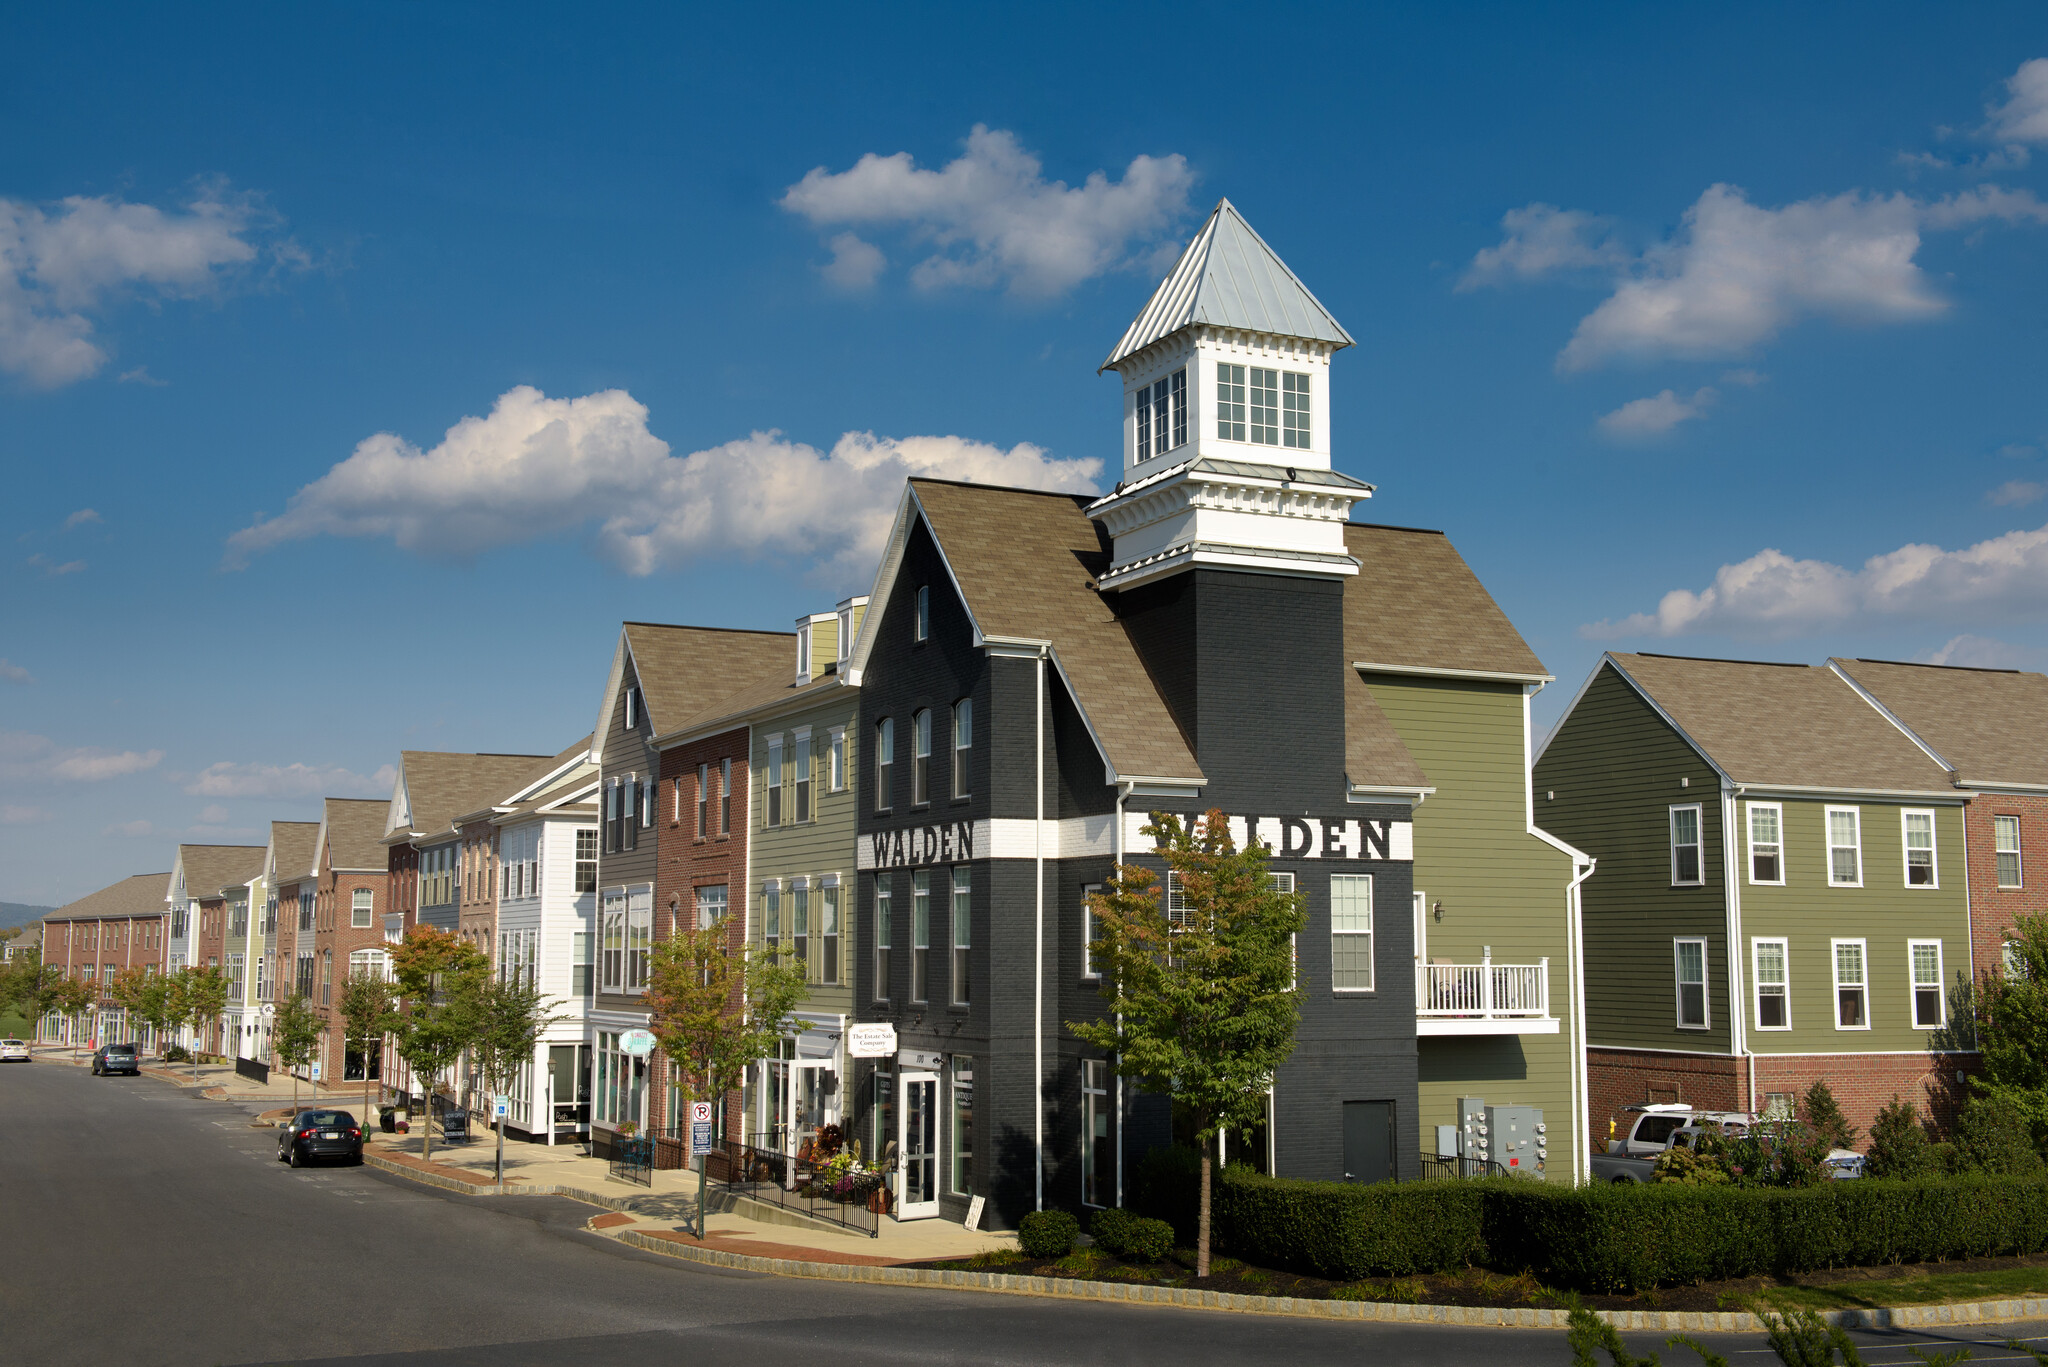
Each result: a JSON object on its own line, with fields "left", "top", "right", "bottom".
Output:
{"left": 1994, "top": 812, "right": 2025, "bottom": 890}
{"left": 1733, "top": 783, "right": 1966, "bottom": 803}
{"left": 1825, "top": 805, "right": 1864, "bottom": 887}
{"left": 1669, "top": 803, "right": 1705, "bottom": 886}
{"left": 1352, "top": 660, "right": 1553, "bottom": 686}
{"left": 1673, "top": 936, "right": 1710, "bottom": 1030}
{"left": 1908, "top": 937, "right": 1945, "bottom": 1029}
{"left": 1750, "top": 936, "right": 1791, "bottom": 1031}
{"left": 1831, "top": 937, "right": 1871, "bottom": 1031}
{"left": 1745, "top": 800, "right": 1786, "bottom": 886}
{"left": 1901, "top": 807, "right": 1939, "bottom": 889}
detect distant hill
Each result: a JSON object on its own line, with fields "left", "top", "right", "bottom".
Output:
{"left": 0, "top": 903, "right": 58, "bottom": 934}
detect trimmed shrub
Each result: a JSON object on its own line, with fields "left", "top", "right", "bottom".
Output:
{"left": 1092, "top": 1207, "right": 1174, "bottom": 1262}
{"left": 1218, "top": 1170, "right": 1488, "bottom": 1280}
{"left": 1951, "top": 1095, "right": 2043, "bottom": 1176}
{"left": 1019, "top": 1209, "right": 1078, "bottom": 1258}
{"left": 1867, "top": 1096, "right": 1936, "bottom": 1180}
{"left": 1131, "top": 1144, "right": 1205, "bottom": 1245}
{"left": 162, "top": 1043, "right": 189, "bottom": 1063}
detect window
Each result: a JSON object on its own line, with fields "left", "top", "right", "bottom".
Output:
{"left": 625, "top": 887, "right": 652, "bottom": 992}
{"left": 1281, "top": 370, "right": 1311, "bottom": 449}
{"left": 1081, "top": 883, "right": 1103, "bottom": 979}
{"left": 351, "top": 947, "right": 389, "bottom": 983}
{"left": 600, "top": 891, "right": 626, "bottom": 993}
{"left": 911, "top": 709, "right": 930, "bottom": 805}
{"left": 951, "top": 867, "right": 971, "bottom": 1006}
{"left": 696, "top": 763, "right": 709, "bottom": 836}
{"left": 1670, "top": 805, "right": 1703, "bottom": 885}
{"left": 1134, "top": 366, "right": 1187, "bottom": 462}
{"left": 2006, "top": 939, "right": 2027, "bottom": 981}
{"left": 1910, "top": 940, "right": 1944, "bottom": 1028}
{"left": 595, "top": 1030, "right": 646, "bottom": 1130}
{"left": 230, "top": 900, "right": 247, "bottom": 939}
{"left": 1248, "top": 366, "right": 1280, "bottom": 444}
{"left": 767, "top": 737, "right": 784, "bottom": 827}
{"left": 571, "top": 932, "right": 592, "bottom": 996}
{"left": 1903, "top": 809, "right": 1937, "bottom": 887}
{"left": 1752, "top": 937, "right": 1789, "bottom": 1029}
{"left": 1082, "top": 1059, "right": 1109, "bottom": 1208}
{"left": 820, "top": 878, "right": 840, "bottom": 985}
{"left": 952, "top": 699, "right": 972, "bottom": 799}
{"left": 639, "top": 779, "right": 653, "bottom": 830}
{"left": 796, "top": 623, "right": 812, "bottom": 682}
{"left": 1834, "top": 939, "right": 1868, "bottom": 1028}
{"left": 351, "top": 889, "right": 373, "bottom": 929}
{"left": 795, "top": 730, "right": 813, "bottom": 823}
{"left": 950, "top": 1056, "right": 974, "bottom": 1196}
{"left": 1748, "top": 803, "right": 1783, "bottom": 884}
{"left": 1216, "top": 362, "right": 1247, "bottom": 441}
{"left": 719, "top": 758, "right": 732, "bottom": 835}
{"left": 295, "top": 952, "right": 314, "bottom": 1000}
{"left": 1828, "top": 807, "right": 1862, "bottom": 886}
{"left": 763, "top": 882, "right": 781, "bottom": 945}
{"left": 1674, "top": 938, "right": 1708, "bottom": 1028}
{"left": 227, "top": 953, "right": 245, "bottom": 1002}
{"left": 299, "top": 891, "right": 314, "bottom": 933}
{"left": 1997, "top": 815, "right": 2023, "bottom": 888}
{"left": 874, "top": 878, "right": 893, "bottom": 1002}
{"left": 696, "top": 883, "right": 727, "bottom": 929}
{"left": 320, "top": 949, "right": 333, "bottom": 1006}
{"left": 875, "top": 718, "right": 894, "bottom": 810}
{"left": 624, "top": 685, "right": 637, "bottom": 731}
{"left": 575, "top": 829, "right": 597, "bottom": 893}
{"left": 912, "top": 870, "right": 930, "bottom": 1002}
{"left": 1330, "top": 874, "right": 1374, "bottom": 991}
{"left": 671, "top": 775, "right": 682, "bottom": 824}
{"left": 255, "top": 952, "right": 271, "bottom": 1002}
{"left": 914, "top": 585, "right": 930, "bottom": 642}
{"left": 829, "top": 727, "right": 846, "bottom": 792}
{"left": 793, "top": 882, "right": 810, "bottom": 973}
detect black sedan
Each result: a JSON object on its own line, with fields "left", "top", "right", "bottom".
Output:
{"left": 90, "top": 1044, "right": 140, "bottom": 1076}
{"left": 277, "top": 1110, "right": 365, "bottom": 1167}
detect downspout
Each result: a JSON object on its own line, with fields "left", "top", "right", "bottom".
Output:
{"left": 1567, "top": 855, "right": 1596, "bottom": 1184}
{"left": 1113, "top": 776, "right": 1133, "bottom": 1211}
{"left": 1034, "top": 647, "right": 1047, "bottom": 1212}
{"left": 1722, "top": 784, "right": 1748, "bottom": 1112}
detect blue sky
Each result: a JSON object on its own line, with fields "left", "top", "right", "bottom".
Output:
{"left": 4, "top": 4, "right": 2047, "bottom": 905}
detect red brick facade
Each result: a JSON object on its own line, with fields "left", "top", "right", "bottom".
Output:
{"left": 311, "top": 857, "right": 391, "bottom": 1083}
{"left": 457, "top": 816, "right": 499, "bottom": 964}
{"left": 38, "top": 912, "right": 170, "bottom": 1044}
{"left": 1963, "top": 792, "right": 2048, "bottom": 977}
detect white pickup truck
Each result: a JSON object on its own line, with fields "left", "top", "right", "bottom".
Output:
{"left": 1590, "top": 1103, "right": 1867, "bottom": 1183}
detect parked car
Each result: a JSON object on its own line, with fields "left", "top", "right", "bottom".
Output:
{"left": 90, "top": 1043, "right": 140, "bottom": 1076}
{"left": 277, "top": 1109, "right": 364, "bottom": 1167}
{"left": 0, "top": 1038, "right": 30, "bottom": 1062}
{"left": 1592, "top": 1103, "right": 1866, "bottom": 1182}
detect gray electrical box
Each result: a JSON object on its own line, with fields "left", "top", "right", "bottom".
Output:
{"left": 1435, "top": 1124, "right": 1459, "bottom": 1158}
{"left": 1486, "top": 1104, "right": 1548, "bottom": 1180}
{"left": 1457, "top": 1095, "right": 1487, "bottom": 1167}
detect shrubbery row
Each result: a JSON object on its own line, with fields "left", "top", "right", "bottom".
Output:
{"left": 1133, "top": 1149, "right": 2048, "bottom": 1291}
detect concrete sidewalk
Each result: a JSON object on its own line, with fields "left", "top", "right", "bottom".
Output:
{"left": 31, "top": 1045, "right": 369, "bottom": 1106}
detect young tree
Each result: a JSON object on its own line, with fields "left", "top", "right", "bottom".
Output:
{"left": 645, "top": 913, "right": 809, "bottom": 1235}
{"left": 271, "top": 992, "right": 323, "bottom": 1115}
{"left": 54, "top": 975, "right": 96, "bottom": 1057}
{"left": 162, "top": 969, "right": 196, "bottom": 1070}
{"left": 1799, "top": 1079, "right": 1858, "bottom": 1151}
{"left": 337, "top": 969, "right": 398, "bottom": 1127}
{"left": 107, "top": 967, "right": 156, "bottom": 1052}
{"left": 126, "top": 970, "right": 179, "bottom": 1059}
{"left": 1068, "top": 809, "right": 1306, "bottom": 1278}
{"left": 389, "top": 927, "right": 489, "bottom": 1162}
{"left": 1866, "top": 1095, "right": 1936, "bottom": 1180}
{"left": 1972, "top": 912, "right": 2048, "bottom": 1149}
{"left": 2, "top": 948, "right": 65, "bottom": 1045}
{"left": 181, "top": 966, "right": 230, "bottom": 1075}
{"left": 469, "top": 972, "right": 565, "bottom": 1184}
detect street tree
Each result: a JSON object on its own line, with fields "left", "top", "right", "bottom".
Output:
{"left": 645, "top": 913, "right": 809, "bottom": 1233}
{"left": 337, "top": 969, "right": 398, "bottom": 1126}
{"left": 272, "top": 992, "right": 323, "bottom": 1115}
{"left": 180, "top": 966, "right": 230, "bottom": 1077}
{"left": 2, "top": 948, "right": 65, "bottom": 1044}
{"left": 389, "top": 927, "right": 488, "bottom": 1162}
{"left": 1971, "top": 911, "right": 2048, "bottom": 1148}
{"left": 469, "top": 971, "right": 564, "bottom": 1183}
{"left": 122, "top": 970, "right": 180, "bottom": 1059}
{"left": 54, "top": 974, "right": 97, "bottom": 1057}
{"left": 1068, "top": 809, "right": 1306, "bottom": 1278}
{"left": 107, "top": 967, "right": 156, "bottom": 1051}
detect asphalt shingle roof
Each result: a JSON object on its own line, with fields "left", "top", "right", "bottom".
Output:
{"left": 47, "top": 873, "right": 171, "bottom": 923}
{"left": 177, "top": 845, "right": 267, "bottom": 901}
{"left": 269, "top": 821, "right": 320, "bottom": 885}
{"left": 323, "top": 798, "right": 393, "bottom": 870}
{"left": 1343, "top": 524, "right": 1549, "bottom": 680}
{"left": 622, "top": 624, "right": 796, "bottom": 741}
{"left": 394, "top": 752, "right": 551, "bottom": 838}
{"left": 1832, "top": 658, "right": 2048, "bottom": 789}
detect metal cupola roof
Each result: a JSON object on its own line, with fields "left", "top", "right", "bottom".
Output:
{"left": 1100, "top": 198, "right": 1355, "bottom": 371}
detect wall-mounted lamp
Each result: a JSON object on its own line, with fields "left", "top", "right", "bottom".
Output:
{"left": 1432, "top": 901, "right": 1444, "bottom": 923}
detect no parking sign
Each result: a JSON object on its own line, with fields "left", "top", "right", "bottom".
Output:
{"left": 689, "top": 1101, "right": 714, "bottom": 1158}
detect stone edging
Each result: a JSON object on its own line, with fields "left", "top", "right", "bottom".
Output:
{"left": 355, "top": 1151, "right": 2048, "bottom": 1334}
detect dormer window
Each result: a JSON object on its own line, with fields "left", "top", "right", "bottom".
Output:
{"left": 624, "top": 685, "right": 642, "bottom": 731}
{"left": 1135, "top": 367, "right": 1186, "bottom": 463}
{"left": 797, "top": 623, "right": 813, "bottom": 683}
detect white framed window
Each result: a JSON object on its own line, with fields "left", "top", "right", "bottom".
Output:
{"left": 1081, "top": 883, "right": 1103, "bottom": 980}
{"left": 1910, "top": 939, "right": 1944, "bottom": 1028}
{"left": 796, "top": 622, "right": 812, "bottom": 683}
{"left": 874, "top": 878, "right": 892, "bottom": 1002}
{"left": 1330, "top": 873, "right": 1374, "bottom": 992}
{"left": 1902, "top": 809, "right": 1938, "bottom": 887}
{"left": 624, "top": 686, "right": 637, "bottom": 731}
{"left": 950, "top": 867, "right": 971, "bottom": 1007}
{"left": 672, "top": 775, "right": 683, "bottom": 823}
{"left": 349, "top": 947, "right": 390, "bottom": 983}
{"left": 1752, "top": 937, "right": 1790, "bottom": 1030}
{"left": 1747, "top": 802, "right": 1783, "bottom": 884}
{"left": 875, "top": 718, "right": 894, "bottom": 810}
{"left": 762, "top": 881, "right": 781, "bottom": 944}
{"left": 914, "top": 585, "right": 930, "bottom": 642}
{"left": 695, "top": 883, "right": 727, "bottom": 930}
{"left": 1996, "top": 814, "right": 2023, "bottom": 888}
{"left": 767, "top": 736, "right": 784, "bottom": 827}
{"left": 1833, "top": 938, "right": 1868, "bottom": 1029}
{"left": 1134, "top": 366, "right": 1187, "bottom": 463}
{"left": 820, "top": 877, "right": 840, "bottom": 986}
{"left": 599, "top": 890, "right": 626, "bottom": 993}
{"left": 719, "top": 757, "right": 732, "bottom": 835}
{"left": 912, "top": 870, "right": 930, "bottom": 1002}
{"left": 952, "top": 698, "right": 972, "bottom": 799}
{"left": 911, "top": 709, "right": 931, "bottom": 806}
{"left": 1670, "top": 805, "right": 1703, "bottom": 885}
{"left": 696, "top": 763, "right": 709, "bottom": 837}
{"left": 1674, "top": 937, "right": 1708, "bottom": 1029}
{"left": 574, "top": 828, "right": 597, "bottom": 893}
{"left": 795, "top": 729, "right": 813, "bottom": 823}
{"left": 1827, "top": 807, "right": 1862, "bottom": 886}
{"left": 792, "top": 881, "right": 810, "bottom": 974}
{"left": 351, "top": 888, "right": 373, "bottom": 929}
{"left": 829, "top": 727, "right": 846, "bottom": 792}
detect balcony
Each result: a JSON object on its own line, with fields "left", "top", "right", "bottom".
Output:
{"left": 1416, "top": 952, "right": 1559, "bottom": 1036}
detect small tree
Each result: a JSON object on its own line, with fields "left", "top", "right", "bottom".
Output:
{"left": 390, "top": 927, "right": 488, "bottom": 1161}
{"left": 470, "top": 972, "right": 565, "bottom": 1183}
{"left": 1951, "top": 1094, "right": 2042, "bottom": 1176}
{"left": 2, "top": 948, "right": 65, "bottom": 1044}
{"left": 54, "top": 975, "right": 96, "bottom": 1056}
{"left": 272, "top": 992, "right": 323, "bottom": 1115}
{"left": 162, "top": 969, "right": 196, "bottom": 1070}
{"left": 1068, "top": 810, "right": 1306, "bottom": 1278}
{"left": 1972, "top": 913, "right": 2048, "bottom": 1149}
{"left": 182, "top": 966, "right": 230, "bottom": 1073}
{"left": 107, "top": 966, "right": 155, "bottom": 1051}
{"left": 1799, "top": 1079, "right": 1858, "bottom": 1150}
{"left": 1866, "top": 1095, "right": 1936, "bottom": 1180}
{"left": 645, "top": 914, "right": 809, "bottom": 1233}
{"left": 337, "top": 969, "right": 398, "bottom": 1126}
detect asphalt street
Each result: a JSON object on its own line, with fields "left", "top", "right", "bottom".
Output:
{"left": 2, "top": 1059, "right": 2043, "bottom": 1367}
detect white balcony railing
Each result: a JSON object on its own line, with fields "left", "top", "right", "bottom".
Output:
{"left": 1417, "top": 952, "right": 1549, "bottom": 1020}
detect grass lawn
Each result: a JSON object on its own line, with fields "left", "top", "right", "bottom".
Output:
{"left": 0, "top": 1010, "right": 30, "bottom": 1040}
{"left": 1755, "top": 1262, "right": 2048, "bottom": 1313}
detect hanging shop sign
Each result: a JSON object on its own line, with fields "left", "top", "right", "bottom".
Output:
{"left": 619, "top": 1028, "right": 658, "bottom": 1057}
{"left": 846, "top": 1023, "right": 897, "bottom": 1058}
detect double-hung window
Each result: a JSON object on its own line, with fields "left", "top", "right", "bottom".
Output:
{"left": 875, "top": 718, "right": 894, "bottom": 810}
{"left": 695, "top": 883, "right": 726, "bottom": 930}
{"left": 1674, "top": 938, "right": 1708, "bottom": 1028}
{"left": 639, "top": 779, "right": 653, "bottom": 832}
{"left": 1215, "top": 362, "right": 1247, "bottom": 440}
{"left": 599, "top": 891, "right": 626, "bottom": 993}
{"left": 696, "top": 763, "right": 710, "bottom": 837}
{"left": 1752, "top": 937, "right": 1789, "bottom": 1029}
{"left": 1330, "top": 874, "right": 1374, "bottom": 991}
{"left": 1827, "top": 807, "right": 1862, "bottom": 886}
{"left": 914, "top": 585, "right": 930, "bottom": 642}
{"left": 792, "top": 882, "right": 810, "bottom": 973}
{"left": 820, "top": 877, "right": 839, "bottom": 985}
{"left": 1903, "top": 809, "right": 1937, "bottom": 887}
{"left": 911, "top": 870, "right": 930, "bottom": 1003}
{"left": 829, "top": 727, "right": 846, "bottom": 792}
{"left": 1748, "top": 803, "right": 1783, "bottom": 884}
{"left": 1910, "top": 940, "right": 1944, "bottom": 1028}
{"left": 1281, "top": 370, "right": 1311, "bottom": 448}
{"left": 911, "top": 709, "right": 931, "bottom": 805}
{"left": 874, "top": 879, "right": 892, "bottom": 1002}
{"left": 1248, "top": 367, "right": 1280, "bottom": 444}
{"left": 575, "top": 829, "right": 597, "bottom": 892}
{"left": 1670, "top": 805, "right": 1703, "bottom": 885}
{"left": 1081, "top": 883, "right": 1103, "bottom": 980}
{"left": 795, "top": 730, "right": 813, "bottom": 823}
{"left": 719, "top": 758, "right": 731, "bottom": 834}
{"left": 952, "top": 699, "right": 972, "bottom": 799}
{"left": 950, "top": 868, "right": 971, "bottom": 1006}
{"left": 1134, "top": 366, "right": 1187, "bottom": 462}
{"left": 351, "top": 889, "right": 373, "bottom": 929}
{"left": 763, "top": 882, "right": 781, "bottom": 948}
{"left": 766, "top": 738, "right": 783, "bottom": 827}
{"left": 1833, "top": 939, "right": 1868, "bottom": 1028}
{"left": 1996, "top": 815, "right": 2024, "bottom": 888}
{"left": 626, "top": 887, "right": 653, "bottom": 992}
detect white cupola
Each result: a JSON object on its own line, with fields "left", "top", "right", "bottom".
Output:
{"left": 1087, "top": 199, "right": 1374, "bottom": 592}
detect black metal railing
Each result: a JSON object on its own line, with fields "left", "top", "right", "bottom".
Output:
{"left": 1419, "top": 1152, "right": 1510, "bottom": 1180}
{"left": 609, "top": 1133, "right": 654, "bottom": 1186}
{"left": 698, "top": 1130, "right": 886, "bottom": 1238}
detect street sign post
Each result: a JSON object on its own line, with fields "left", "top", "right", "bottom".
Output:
{"left": 688, "top": 1099, "right": 717, "bottom": 1237}
{"left": 493, "top": 1095, "right": 510, "bottom": 1185}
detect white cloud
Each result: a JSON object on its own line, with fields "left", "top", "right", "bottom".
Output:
{"left": 1986, "top": 57, "right": 2048, "bottom": 145}
{"left": 1596, "top": 386, "right": 1717, "bottom": 440}
{"left": 27, "top": 554, "right": 85, "bottom": 576}
{"left": 1991, "top": 480, "right": 2047, "bottom": 508}
{"left": 821, "top": 232, "right": 885, "bottom": 289}
{"left": 103, "top": 819, "right": 153, "bottom": 838}
{"left": 1921, "top": 633, "right": 2037, "bottom": 668}
{"left": 183, "top": 760, "right": 395, "bottom": 800}
{"left": 0, "top": 732, "right": 164, "bottom": 781}
{"left": 226, "top": 385, "right": 1102, "bottom": 581}
{"left": 0, "top": 185, "right": 280, "bottom": 388}
{"left": 0, "top": 659, "right": 28, "bottom": 684}
{"left": 1459, "top": 204, "right": 1627, "bottom": 290}
{"left": 2, "top": 804, "right": 48, "bottom": 824}
{"left": 61, "top": 508, "right": 100, "bottom": 530}
{"left": 780, "top": 125, "right": 1195, "bottom": 297}
{"left": 1584, "top": 522, "right": 2048, "bottom": 638}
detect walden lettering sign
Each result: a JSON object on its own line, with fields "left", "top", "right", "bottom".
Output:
{"left": 858, "top": 813, "right": 1412, "bottom": 870}
{"left": 865, "top": 820, "right": 976, "bottom": 870}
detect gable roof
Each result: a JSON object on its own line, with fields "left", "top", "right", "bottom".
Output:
{"left": 1830, "top": 658, "right": 2048, "bottom": 789}
{"left": 671, "top": 668, "right": 849, "bottom": 745}
{"left": 1343, "top": 525, "right": 1549, "bottom": 681}
{"left": 1344, "top": 669, "right": 1430, "bottom": 792}
{"left": 175, "top": 844, "right": 267, "bottom": 901}
{"left": 1103, "top": 199, "right": 1353, "bottom": 370}
{"left": 390, "top": 752, "right": 551, "bottom": 840}
{"left": 268, "top": 821, "right": 320, "bottom": 886}
{"left": 47, "top": 873, "right": 171, "bottom": 923}
{"left": 1608, "top": 653, "right": 1954, "bottom": 794}
{"left": 321, "top": 798, "right": 393, "bottom": 870}
{"left": 597, "top": 624, "right": 795, "bottom": 760}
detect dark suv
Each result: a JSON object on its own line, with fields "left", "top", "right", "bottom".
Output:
{"left": 91, "top": 1044, "right": 140, "bottom": 1076}
{"left": 278, "top": 1110, "right": 365, "bottom": 1167}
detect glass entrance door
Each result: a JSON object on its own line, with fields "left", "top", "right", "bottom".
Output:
{"left": 897, "top": 1071, "right": 939, "bottom": 1219}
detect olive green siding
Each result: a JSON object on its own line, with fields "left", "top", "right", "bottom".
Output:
{"left": 1532, "top": 663, "right": 1731, "bottom": 1053}
{"left": 750, "top": 695, "right": 860, "bottom": 1018}
{"left": 1735, "top": 798, "right": 1969, "bottom": 1054}
{"left": 1364, "top": 674, "right": 1582, "bottom": 1175}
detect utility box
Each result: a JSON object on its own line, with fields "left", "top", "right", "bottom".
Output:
{"left": 1435, "top": 1124, "right": 1459, "bottom": 1158}
{"left": 1457, "top": 1096, "right": 1487, "bottom": 1166}
{"left": 1486, "top": 1104, "right": 1548, "bottom": 1179}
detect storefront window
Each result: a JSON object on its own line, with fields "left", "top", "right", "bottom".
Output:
{"left": 950, "top": 1056, "right": 974, "bottom": 1195}
{"left": 1082, "top": 1059, "right": 1109, "bottom": 1207}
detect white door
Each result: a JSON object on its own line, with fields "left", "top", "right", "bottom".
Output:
{"left": 897, "top": 1071, "right": 940, "bottom": 1219}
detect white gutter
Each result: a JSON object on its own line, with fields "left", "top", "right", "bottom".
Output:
{"left": 1567, "top": 853, "right": 1597, "bottom": 1184}
{"left": 1113, "top": 777, "right": 1133, "bottom": 1211}
{"left": 1035, "top": 646, "right": 1047, "bottom": 1211}
{"left": 1723, "top": 782, "right": 1747, "bottom": 1102}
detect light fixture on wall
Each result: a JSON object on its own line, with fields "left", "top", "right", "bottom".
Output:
{"left": 1433, "top": 901, "right": 1444, "bottom": 923}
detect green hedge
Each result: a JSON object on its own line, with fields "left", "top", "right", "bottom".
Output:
{"left": 1139, "top": 1152, "right": 2048, "bottom": 1291}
